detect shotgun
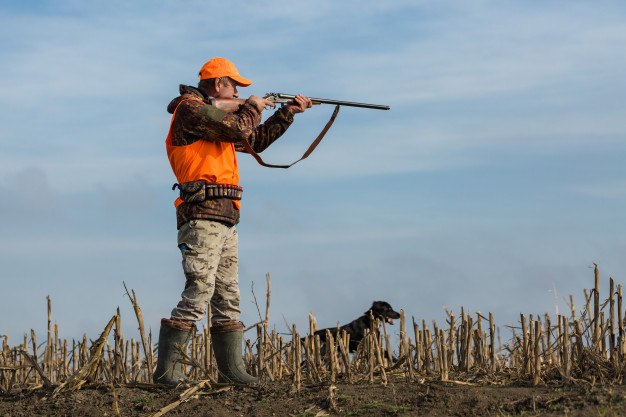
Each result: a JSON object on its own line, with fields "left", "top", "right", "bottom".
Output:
{"left": 265, "top": 93, "right": 390, "bottom": 110}
{"left": 209, "top": 93, "right": 389, "bottom": 168}
{"left": 210, "top": 93, "right": 390, "bottom": 112}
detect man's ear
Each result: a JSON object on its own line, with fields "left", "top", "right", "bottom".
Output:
{"left": 212, "top": 78, "right": 222, "bottom": 95}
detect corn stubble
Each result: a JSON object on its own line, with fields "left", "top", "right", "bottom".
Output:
{"left": 1, "top": 265, "right": 625, "bottom": 394}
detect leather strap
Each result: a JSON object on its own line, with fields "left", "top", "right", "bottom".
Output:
{"left": 240, "top": 105, "right": 340, "bottom": 168}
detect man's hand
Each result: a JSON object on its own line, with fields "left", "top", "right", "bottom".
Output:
{"left": 248, "top": 95, "right": 276, "bottom": 112}
{"left": 286, "top": 94, "right": 313, "bottom": 114}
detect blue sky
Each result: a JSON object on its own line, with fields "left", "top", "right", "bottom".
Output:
{"left": 1, "top": 0, "right": 626, "bottom": 349}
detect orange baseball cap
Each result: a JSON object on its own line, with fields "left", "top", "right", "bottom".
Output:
{"left": 198, "top": 57, "right": 252, "bottom": 87}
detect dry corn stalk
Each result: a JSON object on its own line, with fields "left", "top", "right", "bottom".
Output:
{"left": 123, "top": 283, "right": 153, "bottom": 376}
{"left": 53, "top": 315, "right": 117, "bottom": 396}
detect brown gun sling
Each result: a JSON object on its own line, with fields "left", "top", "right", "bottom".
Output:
{"left": 239, "top": 105, "right": 340, "bottom": 168}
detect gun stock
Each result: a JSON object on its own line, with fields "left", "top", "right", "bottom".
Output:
{"left": 212, "top": 98, "right": 248, "bottom": 112}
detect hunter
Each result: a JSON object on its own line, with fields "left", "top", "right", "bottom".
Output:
{"left": 154, "top": 57, "right": 311, "bottom": 385}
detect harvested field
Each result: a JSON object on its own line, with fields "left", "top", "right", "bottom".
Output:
{"left": 2, "top": 265, "right": 626, "bottom": 416}
{"left": 3, "top": 378, "right": 626, "bottom": 416}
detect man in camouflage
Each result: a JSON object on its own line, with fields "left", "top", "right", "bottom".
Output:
{"left": 154, "top": 57, "right": 311, "bottom": 386}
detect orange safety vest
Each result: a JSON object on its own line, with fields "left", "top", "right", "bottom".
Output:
{"left": 165, "top": 98, "right": 241, "bottom": 209}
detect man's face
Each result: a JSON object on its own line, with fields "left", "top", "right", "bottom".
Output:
{"left": 214, "top": 77, "right": 239, "bottom": 99}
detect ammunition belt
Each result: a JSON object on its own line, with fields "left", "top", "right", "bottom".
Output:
{"left": 204, "top": 183, "right": 243, "bottom": 200}
{"left": 173, "top": 181, "right": 243, "bottom": 202}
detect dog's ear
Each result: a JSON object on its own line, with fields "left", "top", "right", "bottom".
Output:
{"left": 368, "top": 301, "right": 379, "bottom": 314}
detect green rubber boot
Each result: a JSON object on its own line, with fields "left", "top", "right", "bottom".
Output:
{"left": 211, "top": 321, "right": 258, "bottom": 384}
{"left": 153, "top": 318, "right": 193, "bottom": 386}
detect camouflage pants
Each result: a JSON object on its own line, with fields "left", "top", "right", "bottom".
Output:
{"left": 170, "top": 219, "right": 240, "bottom": 323}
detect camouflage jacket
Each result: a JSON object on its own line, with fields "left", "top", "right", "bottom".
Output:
{"left": 167, "top": 85, "right": 295, "bottom": 228}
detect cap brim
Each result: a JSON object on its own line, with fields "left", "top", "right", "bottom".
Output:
{"left": 230, "top": 75, "right": 252, "bottom": 87}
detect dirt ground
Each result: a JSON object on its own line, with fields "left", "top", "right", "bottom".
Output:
{"left": 2, "top": 376, "right": 626, "bottom": 417}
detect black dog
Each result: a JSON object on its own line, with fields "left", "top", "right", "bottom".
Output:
{"left": 312, "top": 301, "right": 401, "bottom": 353}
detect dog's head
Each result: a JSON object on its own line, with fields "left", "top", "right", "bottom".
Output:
{"left": 366, "top": 301, "right": 401, "bottom": 325}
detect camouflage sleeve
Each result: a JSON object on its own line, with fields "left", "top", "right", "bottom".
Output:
{"left": 235, "top": 107, "right": 295, "bottom": 153}
{"left": 170, "top": 99, "right": 263, "bottom": 146}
